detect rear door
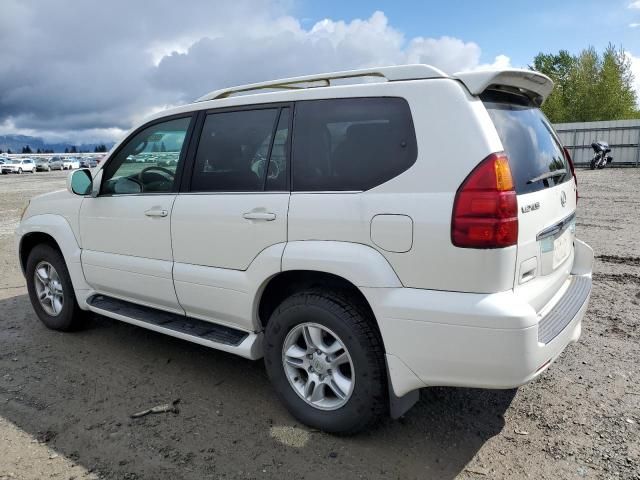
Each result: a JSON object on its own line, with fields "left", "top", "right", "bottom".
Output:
{"left": 483, "top": 91, "right": 577, "bottom": 311}
{"left": 170, "top": 105, "right": 291, "bottom": 328}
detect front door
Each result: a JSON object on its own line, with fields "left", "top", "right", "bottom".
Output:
{"left": 79, "top": 115, "right": 193, "bottom": 313}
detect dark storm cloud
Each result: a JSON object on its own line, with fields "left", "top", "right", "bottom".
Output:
{"left": 0, "top": 2, "right": 507, "bottom": 143}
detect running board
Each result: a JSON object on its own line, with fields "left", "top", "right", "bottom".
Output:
{"left": 86, "top": 294, "right": 262, "bottom": 359}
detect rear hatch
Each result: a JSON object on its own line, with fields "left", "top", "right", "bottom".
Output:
{"left": 482, "top": 89, "right": 577, "bottom": 312}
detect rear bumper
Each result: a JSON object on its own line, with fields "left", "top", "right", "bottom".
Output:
{"left": 364, "top": 238, "right": 594, "bottom": 397}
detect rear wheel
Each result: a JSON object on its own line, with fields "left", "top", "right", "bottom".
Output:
{"left": 26, "top": 244, "right": 84, "bottom": 331}
{"left": 264, "top": 289, "right": 386, "bottom": 434}
{"left": 18, "top": 167, "right": 22, "bottom": 174}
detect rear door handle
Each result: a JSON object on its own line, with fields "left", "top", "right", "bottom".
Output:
{"left": 242, "top": 212, "right": 276, "bottom": 221}
{"left": 145, "top": 208, "right": 168, "bottom": 217}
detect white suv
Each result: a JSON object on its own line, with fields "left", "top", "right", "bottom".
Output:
{"left": 2, "top": 158, "right": 36, "bottom": 174}
{"left": 62, "top": 157, "right": 81, "bottom": 170}
{"left": 16, "top": 65, "right": 593, "bottom": 434}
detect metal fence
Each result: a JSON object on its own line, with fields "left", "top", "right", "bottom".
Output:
{"left": 554, "top": 119, "right": 640, "bottom": 167}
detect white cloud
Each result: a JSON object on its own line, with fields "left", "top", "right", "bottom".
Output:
{"left": 152, "top": 12, "right": 512, "bottom": 104}
{"left": 475, "top": 54, "right": 513, "bottom": 71}
{"left": 629, "top": 0, "right": 640, "bottom": 8}
{"left": 630, "top": 22, "right": 640, "bottom": 27}
{"left": 1, "top": 2, "right": 511, "bottom": 143}
{"left": 625, "top": 52, "right": 640, "bottom": 103}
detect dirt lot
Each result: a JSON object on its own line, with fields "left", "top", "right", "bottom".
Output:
{"left": 0, "top": 169, "right": 639, "bottom": 479}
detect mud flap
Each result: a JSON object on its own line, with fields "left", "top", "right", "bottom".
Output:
{"left": 385, "top": 354, "right": 422, "bottom": 418}
{"left": 389, "top": 385, "right": 419, "bottom": 419}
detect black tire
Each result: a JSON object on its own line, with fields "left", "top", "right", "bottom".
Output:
{"left": 18, "top": 168, "right": 22, "bottom": 174}
{"left": 25, "top": 244, "right": 84, "bottom": 331}
{"left": 264, "top": 289, "right": 387, "bottom": 434}
{"left": 590, "top": 159, "right": 596, "bottom": 170}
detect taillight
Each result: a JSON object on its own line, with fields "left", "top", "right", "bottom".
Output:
{"left": 563, "top": 146, "right": 578, "bottom": 204}
{"left": 451, "top": 152, "right": 518, "bottom": 248}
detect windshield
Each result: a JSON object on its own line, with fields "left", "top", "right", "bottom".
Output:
{"left": 483, "top": 97, "right": 570, "bottom": 195}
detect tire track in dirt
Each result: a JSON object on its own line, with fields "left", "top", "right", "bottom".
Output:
{"left": 592, "top": 272, "right": 640, "bottom": 284}
{"left": 577, "top": 222, "right": 622, "bottom": 231}
{"left": 595, "top": 255, "right": 640, "bottom": 267}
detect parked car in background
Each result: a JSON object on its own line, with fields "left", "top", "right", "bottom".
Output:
{"left": 62, "top": 157, "right": 81, "bottom": 170}
{"left": 2, "top": 158, "right": 36, "bottom": 174}
{"left": 79, "top": 157, "right": 99, "bottom": 168}
{"left": 16, "top": 65, "right": 593, "bottom": 434}
{"left": 48, "top": 156, "right": 64, "bottom": 170}
{"left": 35, "top": 158, "right": 51, "bottom": 172}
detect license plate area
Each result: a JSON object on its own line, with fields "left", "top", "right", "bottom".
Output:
{"left": 551, "top": 228, "right": 573, "bottom": 268}
{"left": 539, "top": 216, "right": 575, "bottom": 275}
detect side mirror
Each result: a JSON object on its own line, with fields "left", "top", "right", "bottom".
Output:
{"left": 67, "top": 168, "right": 92, "bottom": 195}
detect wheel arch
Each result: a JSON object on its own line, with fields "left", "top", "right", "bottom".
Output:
{"left": 19, "top": 231, "right": 61, "bottom": 274}
{"left": 257, "top": 270, "right": 378, "bottom": 330}
{"left": 17, "top": 214, "right": 91, "bottom": 293}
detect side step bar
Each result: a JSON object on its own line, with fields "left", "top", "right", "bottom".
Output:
{"left": 86, "top": 294, "right": 263, "bottom": 359}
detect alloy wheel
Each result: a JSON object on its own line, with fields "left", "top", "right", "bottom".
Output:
{"left": 282, "top": 322, "right": 355, "bottom": 410}
{"left": 33, "top": 261, "right": 64, "bottom": 316}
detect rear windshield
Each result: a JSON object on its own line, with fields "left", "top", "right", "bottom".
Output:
{"left": 483, "top": 92, "right": 569, "bottom": 195}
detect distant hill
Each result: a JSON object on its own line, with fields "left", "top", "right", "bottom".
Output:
{"left": 0, "top": 134, "right": 114, "bottom": 154}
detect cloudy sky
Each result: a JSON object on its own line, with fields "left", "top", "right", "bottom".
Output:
{"left": 2, "top": 0, "right": 640, "bottom": 145}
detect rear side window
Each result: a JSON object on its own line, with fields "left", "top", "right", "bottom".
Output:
{"left": 292, "top": 98, "right": 417, "bottom": 191}
{"left": 191, "top": 108, "right": 289, "bottom": 192}
{"left": 483, "top": 93, "right": 569, "bottom": 195}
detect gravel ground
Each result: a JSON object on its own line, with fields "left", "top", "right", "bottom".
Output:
{"left": 0, "top": 168, "right": 639, "bottom": 479}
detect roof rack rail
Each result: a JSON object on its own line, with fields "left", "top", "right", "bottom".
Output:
{"left": 195, "top": 64, "right": 448, "bottom": 102}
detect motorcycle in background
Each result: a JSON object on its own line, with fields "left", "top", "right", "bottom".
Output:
{"left": 590, "top": 141, "right": 613, "bottom": 170}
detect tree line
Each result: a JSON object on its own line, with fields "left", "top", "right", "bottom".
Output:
{"left": 533, "top": 44, "right": 638, "bottom": 123}
{"left": 0, "top": 144, "right": 109, "bottom": 155}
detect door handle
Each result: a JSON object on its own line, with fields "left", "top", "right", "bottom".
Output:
{"left": 145, "top": 208, "right": 168, "bottom": 217}
{"left": 242, "top": 212, "right": 276, "bottom": 221}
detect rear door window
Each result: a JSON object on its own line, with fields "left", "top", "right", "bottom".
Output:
{"left": 292, "top": 97, "right": 417, "bottom": 191}
{"left": 191, "top": 107, "right": 288, "bottom": 192}
{"left": 483, "top": 92, "right": 569, "bottom": 194}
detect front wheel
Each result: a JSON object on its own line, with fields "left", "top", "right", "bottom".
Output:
{"left": 18, "top": 168, "right": 22, "bottom": 174}
{"left": 264, "top": 289, "right": 387, "bottom": 434}
{"left": 590, "top": 159, "right": 596, "bottom": 170}
{"left": 26, "top": 244, "right": 84, "bottom": 331}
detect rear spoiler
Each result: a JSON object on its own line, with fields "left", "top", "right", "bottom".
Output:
{"left": 453, "top": 69, "right": 554, "bottom": 105}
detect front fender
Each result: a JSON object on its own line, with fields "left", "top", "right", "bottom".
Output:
{"left": 281, "top": 241, "right": 402, "bottom": 288}
{"left": 16, "top": 214, "right": 92, "bottom": 296}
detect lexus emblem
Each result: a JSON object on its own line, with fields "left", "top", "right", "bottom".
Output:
{"left": 560, "top": 191, "right": 567, "bottom": 207}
